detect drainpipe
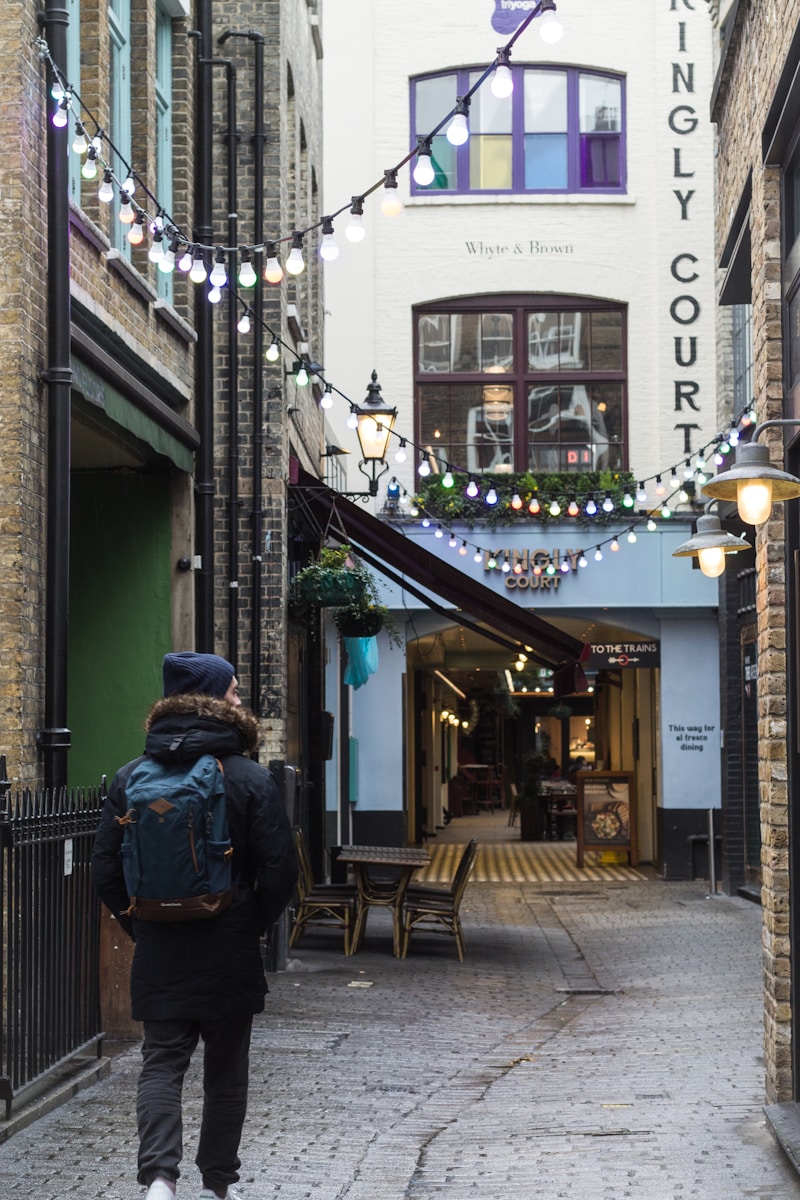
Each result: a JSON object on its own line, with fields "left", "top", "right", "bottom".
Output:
{"left": 223, "top": 60, "right": 240, "bottom": 670}
{"left": 218, "top": 28, "right": 265, "bottom": 715}
{"left": 191, "top": 1, "right": 215, "bottom": 651}
{"left": 39, "top": 0, "right": 72, "bottom": 791}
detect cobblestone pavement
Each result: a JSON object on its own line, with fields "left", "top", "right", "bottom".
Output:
{"left": 1, "top": 877, "right": 798, "bottom": 1200}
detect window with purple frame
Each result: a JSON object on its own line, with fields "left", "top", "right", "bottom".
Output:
{"left": 411, "top": 66, "right": 625, "bottom": 195}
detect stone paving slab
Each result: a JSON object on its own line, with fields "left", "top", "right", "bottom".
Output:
{"left": 0, "top": 879, "right": 797, "bottom": 1199}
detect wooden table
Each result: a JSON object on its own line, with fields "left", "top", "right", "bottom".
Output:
{"left": 337, "top": 845, "right": 431, "bottom": 956}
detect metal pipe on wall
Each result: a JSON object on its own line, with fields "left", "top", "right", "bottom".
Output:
{"left": 39, "top": 0, "right": 73, "bottom": 791}
{"left": 192, "top": 1, "right": 216, "bottom": 651}
{"left": 224, "top": 60, "right": 240, "bottom": 670}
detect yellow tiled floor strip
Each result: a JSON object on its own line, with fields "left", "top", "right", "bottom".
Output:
{"left": 414, "top": 841, "right": 646, "bottom": 885}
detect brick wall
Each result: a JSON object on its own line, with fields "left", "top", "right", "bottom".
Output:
{"left": 713, "top": 0, "right": 800, "bottom": 1103}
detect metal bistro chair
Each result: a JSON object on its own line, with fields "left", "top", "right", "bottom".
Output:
{"left": 289, "top": 828, "right": 358, "bottom": 955}
{"left": 400, "top": 839, "right": 478, "bottom": 962}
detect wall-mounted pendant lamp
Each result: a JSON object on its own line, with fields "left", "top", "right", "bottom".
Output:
{"left": 672, "top": 506, "right": 750, "bottom": 578}
{"left": 702, "top": 420, "right": 800, "bottom": 525}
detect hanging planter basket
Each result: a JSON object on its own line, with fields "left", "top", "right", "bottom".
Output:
{"left": 294, "top": 569, "right": 367, "bottom": 608}
{"left": 334, "top": 608, "right": 385, "bottom": 638}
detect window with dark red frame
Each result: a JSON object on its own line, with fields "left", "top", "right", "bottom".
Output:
{"left": 411, "top": 66, "right": 625, "bottom": 196}
{"left": 415, "top": 298, "right": 627, "bottom": 475}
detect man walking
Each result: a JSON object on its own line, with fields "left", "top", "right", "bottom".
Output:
{"left": 92, "top": 652, "right": 298, "bottom": 1200}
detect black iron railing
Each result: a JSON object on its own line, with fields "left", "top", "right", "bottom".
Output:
{"left": 0, "top": 756, "right": 104, "bottom": 1117}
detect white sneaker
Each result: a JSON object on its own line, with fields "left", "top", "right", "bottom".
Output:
{"left": 146, "top": 1182, "right": 175, "bottom": 1200}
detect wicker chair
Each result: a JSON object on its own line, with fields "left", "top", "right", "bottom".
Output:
{"left": 400, "top": 839, "right": 478, "bottom": 962}
{"left": 289, "top": 828, "right": 358, "bottom": 955}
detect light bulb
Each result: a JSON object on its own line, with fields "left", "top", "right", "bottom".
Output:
{"left": 661, "top": 504, "right": 672, "bottom": 518}
{"left": 208, "top": 285, "right": 222, "bottom": 304}
{"left": 491, "top": 51, "right": 514, "bottom": 100}
{"left": 474, "top": 550, "right": 483, "bottom": 563}
{"left": 528, "top": 497, "right": 540, "bottom": 514}
{"left": 381, "top": 169, "right": 402, "bottom": 217}
{"left": 148, "top": 232, "right": 164, "bottom": 264}
{"left": 238, "top": 254, "right": 257, "bottom": 288}
{"left": 738, "top": 479, "right": 773, "bottom": 525}
{"left": 578, "top": 554, "right": 588, "bottom": 568}
{"left": 602, "top": 493, "right": 614, "bottom": 513}
{"left": 51, "top": 79, "right": 65, "bottom": 102}
{"left": 413, "top": 140, "right": 435, "bottom": 187}
{"left": 72, "top": 126, "right": 88, "bottom": 155}
{"left": 655, "top": 475, "right": 666, "bottom": 496}
{"left": 610, "top": 539, "right": 620, "bottom": 552}
{"left": 486, "top": 488, "right": 498, "bottom": 506}
{"left": 118, "top": 193, "right": 135, "bottom": 223}
{"left": 627, "top": 531, "right": 637, "bottom": 544}
{"left": 295, "top": 365, "right": 309, "bottom": 386}
{"left": 394, "top": 440, "right": 407, "bottom": 464}
{"left": 567, "top": 499, "right": 579, "bottom": 516}
{"left": 511, "top": 493, "right": 523, "bottom": 510}
{"left": 345, "top": 197, "right": 366, "bottom": 242}
{"left": 52, "top": 99, "right": 70, "bottom": 129}
{"left": 594, "top": 547, "right": 603, "bottom": 562}
{"left": 346, "top": 212, "right": 365, "bottom": 242}
{"left": 549, "top": 499, "right": 561, "bottom": 516}
{"left": 265, "top": 337, "right": 280, "bottom": 363}
{"left": 585, "top": 497, "right": 597, "bottom": 515}
{"left": 539, "top": 8, "right": 564, "bottom": 45}
{"left": 622, "top": 490, "right": 634, "bottom": 508}
{"left": 466, "top": 479, "right": 479, "bottom": 499}
{"left": 209, "top": 251, "right": 227, "bottom": 287}
{"left": 127, "top": 214, "right": 145, "bottom": 246}
{"left": 418, "top": 458, "right": 431, "bottom": 477}
{"left": 237, "top": 310, "right": 251, "bottom": 335}
{"left": 347, "top": 409, "right": 359, "bottom": 430}
{"left": 264, "top": 242, "right": 284, "bottom": 284}
{"left": 698, "top": 546, "right": 726, "bottom": 578}
{"left": 647, "top": 518, "right": 657, "bottom": 532}
{"left": 442, "top": 470, "right": 455, "bottom": 489}
{"left": 189, "top": 252, "right": 207, "bottom": 284}
{"left": 81, "top": 150, "right": 98, "bottom": 180}
{"left": 286, "top": 233, "right": 305, "bottom": 275}
{"left": 98, "top": 171, "right": 114, "bottom": 203}
{"left": 158, "top": 240, "right": 177, "bottom": 273}
{"left": 177, "top": 247, "right": 193, "bottom": 272}
{"left": 320, "top": 384, "right": 333, "bottom": 410}
{"left": 636, "top": 483, "right": 648, "bottom": 503}
{"left": 435, "top": 527, "right": 444, "bottom": 539}
{"left": 319, "top": 216, "right": 339, "bottom": 261}
{"left": 447, "top": 98, "right": 470, "bottom": 145}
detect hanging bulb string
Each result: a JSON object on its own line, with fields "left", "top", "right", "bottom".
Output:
{"left": 33, "top": 4, "right": 555, "bottom": 260}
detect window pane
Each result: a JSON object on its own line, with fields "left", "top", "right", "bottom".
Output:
{"left": 429, "top": 135, "right": 456, "bottom": 188}
{"left": 590, "top": 383, "right": 624, "bottom": 469}
{"left": 524, "top": 134, "right": 567, "bottom": 189}
{"left": 528, "top": 312, "right": 562, "bottom": 370}
{"left": 528, "top": 384, "right": 617, "bottom": 471}
{"left": 524, "top": 70, "right": 567, "bottom": 132}
{"left": 415, "top": 75, "right": 457, "bottom": 134}
{"left": 418, "top": 383, "right": 512, "bottom": 473}
{"left": 580, "top": 134, "right": 621, "bottom": 187}
{"left": 558, "top": 313, "right": 589, "bottom": 369}
{"left": 469, "top": 71, "right": 512, "bottom": 132}
{"left": 470, "top": 136, "right": 512, "bottom": 189}
{"left": 418, "top": 314, "right": 451, "bottom": 373}
{"left": 589, "top": 311, "right": 623, "bottom": 370}
{"left": 580, "top": 75, "right": 621, "bottom": 132}
{"left": 481, "top": 313, "right": 514, "bottom": 371}
{"left": 451, "top": 314, "right": 481, "bottom": 372}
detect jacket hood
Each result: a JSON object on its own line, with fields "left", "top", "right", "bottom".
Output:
{"left": 144, "top": 694, "right": 260, "bottom": 758}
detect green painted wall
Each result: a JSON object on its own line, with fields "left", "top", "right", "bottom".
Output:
{"left": 68, "top": 471, "right": 172, "bottom": 787}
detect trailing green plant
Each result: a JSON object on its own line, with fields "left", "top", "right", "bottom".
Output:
{"left": 290, "top": 544, "right": 402, "bottom": 647}
{"left": 416, "top": 469, "right": 638, "bottom": 528}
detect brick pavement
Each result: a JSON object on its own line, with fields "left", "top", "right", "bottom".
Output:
{"left": 0, "top": 877, "right": 798, "bottom": 1199}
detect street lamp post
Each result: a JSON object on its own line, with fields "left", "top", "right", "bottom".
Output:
{"left": 351, "top": 371, "right": 398, "bottom": 498}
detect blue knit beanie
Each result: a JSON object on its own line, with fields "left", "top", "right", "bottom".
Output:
{"left": 162, "top": 652, "right": 236, "bottom": 699}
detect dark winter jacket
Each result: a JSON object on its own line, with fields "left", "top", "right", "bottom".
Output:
{"left": 91, "top": 694, "right": 298, "bottom": 1022}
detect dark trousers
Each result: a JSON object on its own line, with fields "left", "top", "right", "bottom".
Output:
{"left": 137, "top": 1014, "right": 253, "bottom": 1192}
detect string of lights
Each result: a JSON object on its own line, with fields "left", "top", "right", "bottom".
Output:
{"left": 33, "top": 0, "right": 562, "bottom": 281}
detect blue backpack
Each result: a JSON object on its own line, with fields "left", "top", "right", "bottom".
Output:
{"left": 117, "top": 754, "right": 233, "bottom": 922}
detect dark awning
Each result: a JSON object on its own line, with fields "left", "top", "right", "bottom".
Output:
{"left": 290, "top": 468, "right": 586, "bottom": 671}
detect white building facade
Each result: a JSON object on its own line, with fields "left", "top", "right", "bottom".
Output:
{"left": 319, "top": 0, "right": 723, "bottom": 876}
